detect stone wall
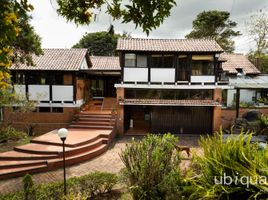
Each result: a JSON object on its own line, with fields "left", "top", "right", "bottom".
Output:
{"left": 222, "top": 108, "right": 268, "bottom": 129}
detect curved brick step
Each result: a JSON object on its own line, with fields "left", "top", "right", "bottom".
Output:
{"left": 47, "top": 144, "right": 108, "bottom": 168}
{"left": 14, "top": 138, "right": 108, "bottom": 157}
{"left": 0, "top": 151, "right": 59, "bottom": 161}
{"left": 0, "top": 160, "right": 47, "bottom": 169}
{"left": 31, "top": 131, "right": 104, "bottom": 148}
{"left": 0, "top": 144, "right": 108, "bottom": 179}
{"left": 0, "top": 164, "right": 48, "bottom": 180}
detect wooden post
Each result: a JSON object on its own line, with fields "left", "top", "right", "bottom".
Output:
{"left": 236, "top": 88, "right": 240, "bottom": 118}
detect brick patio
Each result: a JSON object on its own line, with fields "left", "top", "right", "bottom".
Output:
{"left": 0, "top": 135, "right": 201, "bottom": 195}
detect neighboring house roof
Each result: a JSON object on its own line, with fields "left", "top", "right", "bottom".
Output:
{"left": 89, "top": 56, "right": 120, "bottom": 71}
{"left": 229, "top": 75, "right": 268, "bottom": 89}
{"left": 117, "top": 38, "right": 223, "bottom": 52}
{"left": 10, "top": 49, "right": 88, "bottom": 71}
{"left": 220, "top": 53, "right": 260, "bottom": 74}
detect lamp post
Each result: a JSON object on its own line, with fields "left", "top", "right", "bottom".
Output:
{"left": 57, "top": 128, "right": 68, "bottom": 196}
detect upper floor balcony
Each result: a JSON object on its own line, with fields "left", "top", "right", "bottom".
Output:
{"left": 121, "top": 53, "right": 223, "bottom": 85}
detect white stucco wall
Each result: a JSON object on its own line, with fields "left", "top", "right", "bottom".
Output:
{"left": 226, "top": 89, "right": 258, "bottom": 107}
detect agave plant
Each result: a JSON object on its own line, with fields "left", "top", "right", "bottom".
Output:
{"left": 188, "top": 129, "right": 268, "bottom": 199}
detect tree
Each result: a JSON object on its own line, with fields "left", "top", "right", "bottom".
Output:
{"left": 56, "top": 0, "right": 176, "bottom": 35}
{"left": 246, "top": 11, "right": 268, "bottom": 72}
{"left": 73, "top": 31, "right": 123, "bottom": 56}
{"left": 246, "top": 12, "right": 268, "bottom": 57}
{"left": 185, "top": 10, "right": 241, "bottom": 52}
{"left": 0, "top": 0, "right": 42, "bottom": 91}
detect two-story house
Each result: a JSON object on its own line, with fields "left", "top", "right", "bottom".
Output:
{"left": 1, "top": 49, "right": 120, "bottom": 134}
{"left": 115, "top": 38, "right": 230, "bottom": 135}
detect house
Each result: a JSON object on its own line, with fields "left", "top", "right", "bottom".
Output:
{"left": 1, "top": 49, "right": 120, "bottom": 134}
{"left": 115, "top": 38, "right": 230, "bottom": 135}
{"left": 219, "top": 53, "right": 261, "bottom": 107}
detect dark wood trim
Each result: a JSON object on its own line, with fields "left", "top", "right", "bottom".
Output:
{"left": 214, "top": 54, "right": 218, "bottom": 82}
{"left": 148, "top": 55, "right": 151, "bottom": 83}
{"left": 120, "top": 53, "right": 124, "bottom": 82}
{"left": 187, "top": 54, "right": 192, "bottom": 82}
{"left": 236, "top": 88, "right": 240, "bottom": 118}
{"left": 72, "top": 72, "right": 77, "bottom": 103}
{"left": 174, "top": 54, "right": 178, "bottom": 82}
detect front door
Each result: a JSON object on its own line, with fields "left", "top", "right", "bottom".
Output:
{"left": 91, "top": 79, "right": 104, "bottom": 98}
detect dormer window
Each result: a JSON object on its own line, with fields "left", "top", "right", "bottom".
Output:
{"left": 236, "top": 68, "right": 244, "bottom": 76}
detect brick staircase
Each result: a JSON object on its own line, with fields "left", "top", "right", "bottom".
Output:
{"left": 69, "top": 113, "right": 115, "bottom": 130}
{"left": 0, "top": 99, "right": 118, "bottom": 180}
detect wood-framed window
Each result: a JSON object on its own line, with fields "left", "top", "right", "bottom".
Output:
{"left": 124, "top": 53, "right": 147, "bottom": 68}
{"left": 151, "top": 54, "right": 174, "bottom": 68}
{"left": 191, "top": 55, "right": 214, "bottom": 75}
{"left": 177, "top": 55, "right": 188, "bottom": 81}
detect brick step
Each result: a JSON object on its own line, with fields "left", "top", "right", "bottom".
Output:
{"left": 31, "top": 134, "right": 102, "bottom": 148}
{"left": 78, "top": 117, "right": 115, "bottom": 122}
{"left": 0, "top": 160, "right": 47, "bottom": 169}
{"left": 72, "top": 121, "right": 115, "bottom": 126}
{"left": 69, "top": 124, "right": 113, "bottom": 130}
{"left": 0, "top": 164, "right": 48, "bottom": 180}
{"left": 47, "top": 144, "right": 108, "bottom": 169}
{"left": 14, "top": 138, "right": 108, "bottom": 157}
{"left": 0, "top": 144, "right": 108, "bottom": 180}
{"left": 0, "top": 151, "right": 59, "bottom": 161}
{"left": 78, "top": 114, "right": 112, "bottom": 118}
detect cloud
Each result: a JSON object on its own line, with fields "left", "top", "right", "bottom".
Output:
{"left": 29, "top": 0, "right": 268, "bottom": 53}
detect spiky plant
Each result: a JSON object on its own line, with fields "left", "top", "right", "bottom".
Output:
{"left": 188, "top": 129, "right": 268, "bottom": 199}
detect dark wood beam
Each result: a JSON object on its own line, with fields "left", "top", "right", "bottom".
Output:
{"left": 236, "top": 88, "right": 240, "bottom": 118}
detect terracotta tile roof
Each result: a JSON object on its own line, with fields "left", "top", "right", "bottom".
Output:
{"left": 117, "top": 38, "right": 223, "bottom": 52}
{"left": 10, "top": 49, "right": 88, "bottom": 71}
{"left": 220, "top": 53, "right": 260, "bottom": 74}
{"left": 119, "top": 99, "right": 221, "bottom": 106}
{"left": 89, "top": 56, "right": 120, "bottom": 71}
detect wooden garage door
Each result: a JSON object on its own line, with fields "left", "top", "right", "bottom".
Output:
{"left": 151, "top": 106, "right": 212, "bottom": 134}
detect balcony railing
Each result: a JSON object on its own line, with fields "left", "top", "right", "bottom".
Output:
{"left": 14, "top": 84, "right": 74, "bottom": 102}
{"left": 123, "top": 67, "right": 216, "bottom": 84}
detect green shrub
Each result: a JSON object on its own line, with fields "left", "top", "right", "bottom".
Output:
{"left": 23, "top": 174, "right": 36, "bottom": 200}
{"left": 0, "top": 172, "right": 117, "bottom": 200}
{"left": 188, "top": 129, "right": 268, "bottom": 199}
{"left": 0, "top": 126, "right": 27, "bottom": 142}
{"left": 120, "top": 133, "right": 183, "bottom": 200}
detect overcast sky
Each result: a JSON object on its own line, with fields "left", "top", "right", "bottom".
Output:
{"left": 28, "top": 0, "right": 268, "bottom": 53}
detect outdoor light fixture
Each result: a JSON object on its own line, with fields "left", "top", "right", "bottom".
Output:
{"left": 57, "top": 128, "right": 69, "bottom": 195}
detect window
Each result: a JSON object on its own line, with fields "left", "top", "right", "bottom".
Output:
{"left": 191, "top": 55, "right": 214, "bottom": 75}
{"left": 39, "top": 107, "right": 51, "bottom": 112}
{"left": 137, "top": 55, "right": 147, "bottom": 67}
{"left": 52, "top": 107, "right": 63, "bottom": 113}
{"left": 151, "top": 55, "right": 174, "bottom": 68}
{"left": 52, "top": 73, "right": 63, "bottom": 85}
{"left": 178, "top": 55, "right": 188, "bottom": 81}
{"left": 14, "top": 72, "right": 26, "bottom": 84}
{"left": 125, "top": 54, "right": 147, "bottom": 67}
{"left": 125, "top": 54, "right": 136, "bottom": 67}
{"left": 125, "top": 89, "right": 212, "bottom": 100}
